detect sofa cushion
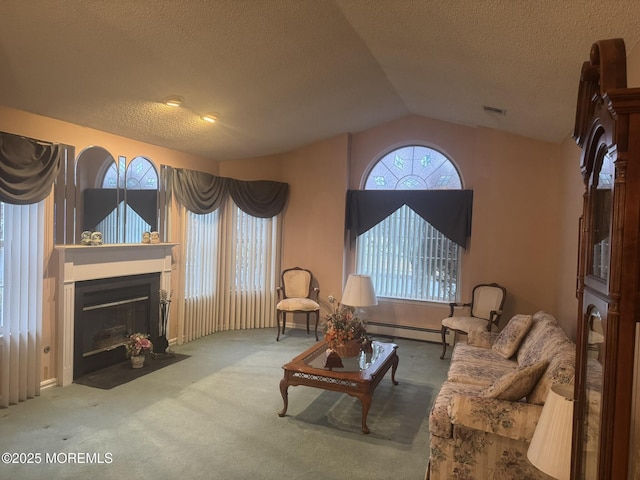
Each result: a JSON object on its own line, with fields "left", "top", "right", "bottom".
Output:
{"left": 527, "top": 344, "right": 576, "bottom": 404}
{"left": 451, "top": 342, "right": 516, "bottom": 365}
{"left": 516, "top": 311, "right": 570, "bottom": 367}
{"left": 449, "top": 394, "right": 543, "bottom": 442}
{"left": 480, "top": 361, "right": 549, "bottom": 401}
{"left": 429, "top": 381, "right": 485, "bottom": 438}
{"left": 467, "top": 330, "right": 498, "bottom": 348}
{"left": 446, "top": 357, "right": 517, "bottom": 387}
{"left": 492, "top": 314, "right": 533, "bottom": 359}
{"left": 447, "top": 342, "right": 517, "bottom": 386}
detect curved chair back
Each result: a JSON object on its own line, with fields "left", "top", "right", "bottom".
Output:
{"left": 281, "top": 268, "right": 312, "bottom": 299}
{"left": 471, "top": 283, "right": 507, "bottom": 323}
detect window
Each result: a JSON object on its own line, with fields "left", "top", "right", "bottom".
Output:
{"left": 357, "top": 145, "right": 462, "bottom": 302}
{"left": 0, "top": 203, "right": 4, "bottom": 330}
{"left": 0, "top": 200, "right": 44, "bottom": 406}
{"left": 184, "top": 208, "right": 219, "bottom": 300}
{"left": 182, "top": 199, "right": 279, "bottom": 340}
{"left": 99, "top": 156, "right": 158, "bottom": 243}
{"left": 232, "top": 207, "right": 277, "bottom": 292}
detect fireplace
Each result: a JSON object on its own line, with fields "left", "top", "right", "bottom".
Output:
{"left": 74, "top": 273, "right": 160, "bottom": 378}
{"left": 55, "top": 243, "right": 176, "bottom": 386}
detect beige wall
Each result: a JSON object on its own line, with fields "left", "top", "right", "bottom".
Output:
{"left": 0, "top": 106, "right": 218, "bottom": 384}
{"left": 555, "top": 137, "right": 584, "bottom": 339}
{"left": 349, "top": 115, "right": 577, "bottom": 333}
{"left": 221, "top": 114, "right": 582, "bottom": 338}
{"left": 221, "top": 134, "right": 350, "bottom": 317}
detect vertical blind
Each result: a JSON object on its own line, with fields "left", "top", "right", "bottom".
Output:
{"left": 183, "top": 208, "right": 219, "bottom": 342}
{"left": 170, "top": 167, "right": 286, "bottom": 343}
{"left": 0, "top": 131, "right": 59, "bottom": 408}
{"left": 180, "top": 199, "right": 280, "bottom": 343}
{"left": 356, "top": 205, "right": 458, "bottom": 302}
{"left": 0, "top": 201, "right": 44, "bottom": 407}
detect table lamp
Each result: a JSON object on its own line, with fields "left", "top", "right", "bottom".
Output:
{"left": 527, "top": 384, "right": 575, "bottom": 480}
{"left": 341, "top": 274, "right": 378, "bottom": 314}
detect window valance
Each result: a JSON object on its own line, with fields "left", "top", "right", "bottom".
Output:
{"left": 345, "top": 190, "right": 473, "bottom": 248}
{"left": 82, "top": 189, "right": 158, "bottom": 230}
{"left": 0, "top": 131, "right": 61, "bottom": 205}
{"left": 170, "top": 167, "right": 288, "bottom": 218}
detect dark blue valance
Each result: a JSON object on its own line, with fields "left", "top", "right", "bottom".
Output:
{"left": 169, "top": 167, "right": 288, "bottom": 218}
{"left": 346, "top": 190, "right": 473, "bottom": 248}
{"left": 0, "top": 132, "right": 61, "bottom": 205}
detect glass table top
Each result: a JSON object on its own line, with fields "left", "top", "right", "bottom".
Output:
{"left": 304, "top": 341, "right": 388, "bottom": 372}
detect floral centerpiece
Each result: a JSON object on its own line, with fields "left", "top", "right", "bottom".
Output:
{"left": 125, "top": 333, "right": 153, "bottom": 358}
{"left": 324, "top": 298, "right": 368, "bottom": 356}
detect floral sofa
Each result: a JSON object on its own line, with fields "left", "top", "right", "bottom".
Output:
{"left": 426, "top": 310, "right": 576, "bottom": 480}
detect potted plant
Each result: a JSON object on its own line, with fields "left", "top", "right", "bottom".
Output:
{"left": 324, "top": 301, "right": 368, "bottom": 357}
{"left": 125, "top": 333, "right": 153, "bottom": 368}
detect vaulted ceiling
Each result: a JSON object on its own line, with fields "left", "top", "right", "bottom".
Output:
{"left": 1, "top": 1, "right": 640, "bottom": 161}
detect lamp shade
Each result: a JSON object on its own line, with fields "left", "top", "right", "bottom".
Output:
{"left": 527, "top": 384, "right": 575, "bottom": 480}
{"left": 341, "top": 274, "right": 378, "bottom": 307}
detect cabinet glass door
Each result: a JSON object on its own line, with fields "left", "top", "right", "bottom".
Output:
{"left": 580, "top": 304, "right": 604, "bottom": 480}
{"left": 588, "top": 151, "right": 613, "bottom": 281}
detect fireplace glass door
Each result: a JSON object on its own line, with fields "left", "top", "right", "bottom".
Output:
{"left": 74, "top": 273, "right": 160, "bottom": 378}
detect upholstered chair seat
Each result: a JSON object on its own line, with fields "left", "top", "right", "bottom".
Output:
{"left": 276, "top": 297, "right": 320, "bottom": 312}
{"left": 441, "top": 315, "right": 491, "bottom": 334}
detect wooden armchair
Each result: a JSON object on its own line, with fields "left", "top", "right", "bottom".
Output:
{"left": 440, "top": 283, "right": 506, "bottom": 359}
{"left": 276, "top": 267, "right": 320, "bottom": 341}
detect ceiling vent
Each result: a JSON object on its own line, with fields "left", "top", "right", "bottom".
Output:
{"left": 483, "top": 105, "right": 507, "bottom": 115}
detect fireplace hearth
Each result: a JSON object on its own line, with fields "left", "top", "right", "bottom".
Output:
{"left": 74, "top": 273, "right": 160, "bottom": 378}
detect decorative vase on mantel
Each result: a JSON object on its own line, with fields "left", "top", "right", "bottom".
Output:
{"left": 130, "top": 355, "right": 145, "bottom": 369}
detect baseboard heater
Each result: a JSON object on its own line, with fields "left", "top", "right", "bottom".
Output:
{"left": 365, "top": 321, "right": 453, "bottom": 344}
{"left": 281, "top": 320, "right": 454, "bottom": 345}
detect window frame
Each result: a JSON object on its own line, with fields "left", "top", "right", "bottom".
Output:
{"left": 355, "top": 144, "right": 463, "bottom": 303}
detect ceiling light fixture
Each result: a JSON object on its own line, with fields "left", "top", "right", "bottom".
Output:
{"left": 163, "top": 96, "right": 184, "bottom": 107}
{"left": 201, "top": 113, "right": 218, "bottom": 123}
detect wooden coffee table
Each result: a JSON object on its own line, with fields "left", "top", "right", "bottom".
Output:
{"left": 278, "top": 340, "right": 399, "bottom": 433}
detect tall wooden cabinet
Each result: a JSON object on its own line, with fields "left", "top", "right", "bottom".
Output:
{"left": 572, "top": 38, "right": 640, "bottom": 480}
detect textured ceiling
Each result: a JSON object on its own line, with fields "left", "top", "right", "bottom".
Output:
{"left": 1, "top": 1, "right": 640, "bottom": 162}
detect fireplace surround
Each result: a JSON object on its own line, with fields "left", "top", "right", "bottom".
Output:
{"left": 55, "top": 243, "right": 176, "bottom": 386}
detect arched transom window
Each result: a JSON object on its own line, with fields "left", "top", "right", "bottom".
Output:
{"left": 357, "top": 145, "right": 462, "bottom": 302}
{"left": 365, "top": 145, "right": 461, "bottom": 190}
{"left": 99, "top": 156, "right": 158, "bottom": 243}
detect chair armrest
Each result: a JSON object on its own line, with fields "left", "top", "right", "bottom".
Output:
{"left": 449, "top": 394, "right": 543, "bottom": 442}
{"left": 488, "top": 309, "right": 503, "bottom": 331}
{"left": 276, "top": 286, "right": 284, "bottom": 301}
{"left": 448, "top": 302, "right": 471, "bottom": 317}
{"left": 312, "top": 287, "right": 320, "bottom": 302}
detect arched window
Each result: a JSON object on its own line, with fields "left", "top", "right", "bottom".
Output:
{"left": 357, "top": 145, "right": 462, "bottom": 302}
{"left": 98, "top": 156, "right": 158, "bottom": 243}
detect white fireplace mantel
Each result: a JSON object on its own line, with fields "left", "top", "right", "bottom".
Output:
{"left": 55, "top": 243, "right": 177, "bottom": 386}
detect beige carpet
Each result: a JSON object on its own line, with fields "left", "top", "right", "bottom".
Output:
{"left": 0, "top": 327, "right": 450, "bottom": 480}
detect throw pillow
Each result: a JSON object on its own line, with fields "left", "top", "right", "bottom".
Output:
{"left": 480, "top": 360, "right": 549, "bottom": 401}
{"left": 492, "top": 314, "right": 533, "bottom": 359}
